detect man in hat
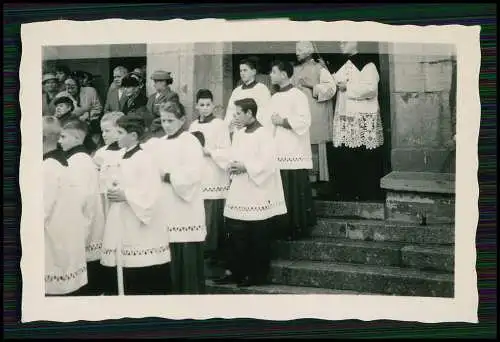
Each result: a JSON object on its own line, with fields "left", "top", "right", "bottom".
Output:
{"left": 43, "top": 73, "right": 59, "bottom": 116}
{"left": 121, "top": 73, "right": 152, "bottom": 133}
{"left": 146, "top": 70, "right": 180, "bottom": 137}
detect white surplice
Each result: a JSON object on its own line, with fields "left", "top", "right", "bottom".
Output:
{"left": 221, "top": 124, "right": 287, "bottom": 221}
{"left": 100, "top": 145, "right": 171, "bottom": 268}
{"left": 189, "top": 116, "right": 231, "bottom": 200}
{"left": 143, "top": 132, "right": 207, "bottom": 243}
{"left": 44, "top": 152, "right": 88, "bottom": 295}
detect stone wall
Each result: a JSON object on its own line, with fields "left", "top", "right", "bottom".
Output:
{"left": 388, "top": 43, "right": 456, "bottom": 173}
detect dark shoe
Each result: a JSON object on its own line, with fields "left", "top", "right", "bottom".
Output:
{"left": 213, "top": 274, "right": 236, "bottom": 285}
{"left": 236, "top": 277, "right": 255, "bottom": 288}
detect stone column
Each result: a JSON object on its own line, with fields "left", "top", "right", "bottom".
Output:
{"left": 381, "top": 43, "right": 456, "bottom": 226}
{"left": 388, "top": 43, "right": 456, "bottom": 173}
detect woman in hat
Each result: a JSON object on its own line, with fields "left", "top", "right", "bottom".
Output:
{"left": 42, "top": 73, "right": 59, "bottom": 116}
{"left": 146, "top": 70, "right": 179, "bottom": 137}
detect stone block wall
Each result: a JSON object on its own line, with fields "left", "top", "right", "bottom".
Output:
{"left": 389, "top": 43, "right": 456, "bottom": 173}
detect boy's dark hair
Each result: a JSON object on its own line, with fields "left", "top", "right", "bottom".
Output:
{"left": 271, "top": 60, "right": 294, "bottom": 78}
{"left": 159, "top": 101, "right": 186, "bottom": 120}
{"left": 234, "top": 98, "right": 258, "bottom": 117}
{"left": 53, "top": 96, "right": 75, "bottom": 112}
{"left": 116, "top": 114, "right": 146, "bottom": 138}
{"left": 62, "top": 118, "right": 89, "bottom": 136}
{"left": 196, "top": 89, "right": 213, "bottom": 103}
{"left": 240, "top": 56, "right": 259, "bottom": 71}
{"left": 55, "top": 65, "right": 71, "bottom": 76}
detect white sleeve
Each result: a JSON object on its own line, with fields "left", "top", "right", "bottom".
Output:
{"left": 43, "top": 161, "right": 61, "bottom": 225}
{"left": 286, "top": 91, "right": 311, "bottom": 136}
{"left": 206, "top": 121, "right": 232, "bottom": 170}
{"left": 224, "top": 89, "right": 238, "bottom": 126}
{"left": 169, "top": 135, "right": 204, "bottom": 202}
{"left": 122, "top": 154, "right": 161, "bottom": 225}
{"left": 242, "top": 129, "right": 276, "bottom": 187}
{"left": 313, "top": 68, "right": 337, "bottom": 102}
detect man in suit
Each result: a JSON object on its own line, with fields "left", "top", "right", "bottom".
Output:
{"left": 146, "top": 70, "right": 180, "bottom": 138}
{"left": 103, "top": 66, "right": 129, "bottom": 113}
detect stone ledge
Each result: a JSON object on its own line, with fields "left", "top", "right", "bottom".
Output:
{"left": 381, "top": 171, "right": 455, "bottom": 194}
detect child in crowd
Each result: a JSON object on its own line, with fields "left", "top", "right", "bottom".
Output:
{"left": 214, "top": 98, "right": 287, "bottom": 287}
{"left": 53, "top": 96, "right": 78, "bottom": 127}
{"left": 57, "top": 120, "right": 106, "bottom": 296}
{"left": 93, "top": 112, "right": 126, "bottom": 217}
{"left": 99, "top": 115, "right": 172, "bottom": 295}
{"left": 144, "top": 101, "right": 207, "bottom": 294}
{"left": 189, "top": 89, "right": 231, "bottom": 268}
{"left": 43, "top": 116, "right": 88, "bottom": 296}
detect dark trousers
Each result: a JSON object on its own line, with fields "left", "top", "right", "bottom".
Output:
{"left": 46, "top": 286, "right": 88, "bottom": 297}
{"left": 326, "top": 144, "right": 386, "bottom": 202}
{"left": 225, "top": 218, "right": 272, "bottom": 284}
{"left": 203, "top": 199, "right": 226, "bottom": 260}
{"left": 101, "top": 263, "right": 172, "bottom": 296}
{"left": 77, "top": 260, "right": 108, "bottom": 296}
{"left": 276, "top": 169, "right": 317, "bottom": 240}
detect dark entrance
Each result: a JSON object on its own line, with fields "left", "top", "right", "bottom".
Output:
{"left": 229, "top": 42, "right": 392, "bottom": 203}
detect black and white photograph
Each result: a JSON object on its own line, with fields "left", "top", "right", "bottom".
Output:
{"left": 20, "top": 19, "right": 479, "bottom": 323}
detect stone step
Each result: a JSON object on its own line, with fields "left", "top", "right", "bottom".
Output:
{"left": 311, "top": 217, "right": 454, "bottom": 246}
{"left": 272, "top": 238, "right": 454, "bottom": 272}
{"left": 314, "top": 200, "right": 385, "bottom": 220}
{"left": 205, "top": 280, "right": 371, "bottom": 295}
{"left": 269, "top": 260, "right": 454, "bottom": 298}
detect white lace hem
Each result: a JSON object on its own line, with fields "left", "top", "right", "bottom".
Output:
{"left": 332, "top": 111, "right": 384, "bottom": 150}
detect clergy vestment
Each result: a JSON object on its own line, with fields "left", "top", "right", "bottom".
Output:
{"left": 222, "top": 121, "right": 287, "bottom": 284}
{"left": 100, "top": 144, "right": 172, "bottom": 295}
{"left": 144, "top": 131, "right": 207, "bottom": 294}
{"left": 291, "top": 59, "right": 337, "bottom": 182}
{"left": 261, "top": 84, "right": 316, "bottom": 240}
{"left": 224, "top": 81, "right": 271, "bottom": 134}
{"left": 44, "top": 149, "right": 88, "bottom": 295}
{"left": 329, "top": 53, "right": 385, "bottom": 201}
{"left": 65, "top": 145, "right": 106, "bottom": 295}
{"left": 189, "top": 114, "right": 231, "bottom": 260}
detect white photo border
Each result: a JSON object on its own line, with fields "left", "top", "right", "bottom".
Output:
{"left": 20, "top": 19, "right": 480, "bottom": 323}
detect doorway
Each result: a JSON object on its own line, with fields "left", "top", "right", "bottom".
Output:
{"left": 228, "top": 41, "right": 392, "bottom": 202}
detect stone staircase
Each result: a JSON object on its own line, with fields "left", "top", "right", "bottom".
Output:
{"left": 206, "top": 196, "right": 455, "bottom": 297}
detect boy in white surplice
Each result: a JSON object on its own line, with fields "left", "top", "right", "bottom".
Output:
{"left": 214, "top": 98, "right": 287, "bottom": 287}
{"left": 43, "top": 116, "right": 88, "bottom": 296}
{"left": 143, "top": 101, "right": 207, "bottom": 295}
{"left": 262, "top": 60, "right": 316, "bottom": 241}
{"left": 99, "top": 114, "right": 172, "bottom": 295}
{"left": 189, "top": 89, "right": 231, "bottom": 267}
{"left": 58, "top": 120, "right": 106, "bottom": 296}
{"left": 330, "top": 41, "right": 385, "bottom": 201}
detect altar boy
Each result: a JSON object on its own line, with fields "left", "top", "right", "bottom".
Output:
{"left": 93, "top": 111, "right": 126, "bottom": 216}
{"left": 43, "top": 116, "right": 88, "bottom": 296}
{"left": 58, "top": 120, "right": 106, "bottom": 295}
{"left": 216, "top": 98, "right": 287, "bottom": 287}
{"left": 99, "top": 114, "right": 172, "bottom": 295}
{"left": 266, "top": 60, "right": 316, "bottom": 241}
{"left": 189, "top": 89, "right": 231, "bottom": 266}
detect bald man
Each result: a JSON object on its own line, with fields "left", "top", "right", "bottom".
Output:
{"left": 291, "top": 41, "right": 336, "bottom": 184}
{"left": 104, "top": 66, "right": 129, "bottom": 113}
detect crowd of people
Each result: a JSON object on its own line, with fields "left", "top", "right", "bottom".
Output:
{"left": 43, "top": 40, "right": 385, "bottom": 296}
